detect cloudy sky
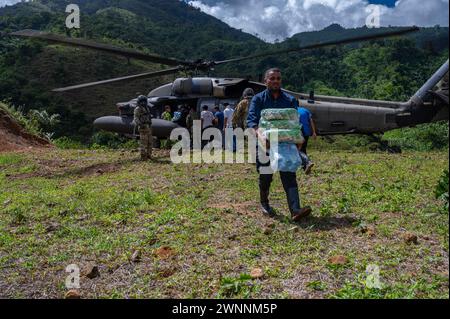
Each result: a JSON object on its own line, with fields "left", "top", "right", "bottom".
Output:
{"left": 187, "top": 0, "right": 449, "bottom": 41}
{"left": 1, "top": 0, "right": 448, "bottom": 42}
{"left": 0, "top": 0, "right": 20, "bottom": 6}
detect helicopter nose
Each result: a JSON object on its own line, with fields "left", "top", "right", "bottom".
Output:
{"left": 94, "top": 116, "right": 134, "bottom": 134}
{"left": 94, "top": 116, "right": 181, "bottom": 138}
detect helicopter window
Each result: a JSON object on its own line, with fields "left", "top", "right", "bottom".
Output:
{"left": 149, "top": 99, "right": 199, "bottom": 119}
{"left": 197, "top": 98, "right": 239, "bottom": 112}
{"left": 197, "top": 98, "right": 218, "bottom": 112}
{"left": 223, "top": 82, "right": 263, "bottom": 99}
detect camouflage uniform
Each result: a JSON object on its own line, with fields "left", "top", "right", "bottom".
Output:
{"left": 134, "top": 97, "right": 153, "bottom": 160}
{"left": 232, "top": 88, "right": 254, "bottom": 129}
{"left": 186, "top": 109, "right": 200, "bottom": 134}
{"left": 232, "top": 98, "right": 250, "bottom": 129}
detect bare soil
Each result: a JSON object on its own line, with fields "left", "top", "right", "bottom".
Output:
{"left": 0, "top": 108, "right": 52, "bottom": 153}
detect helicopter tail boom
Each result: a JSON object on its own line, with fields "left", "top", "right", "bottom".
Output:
{"left": 409, "top": 59, "right": 449, "bottom": 108}
{"left": 398, "top": 59, "right": 449, "bottom": 126}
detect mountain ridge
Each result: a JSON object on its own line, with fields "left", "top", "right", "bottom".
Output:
{"left": 0, "top": 0, "right": 448, "bottom": 140}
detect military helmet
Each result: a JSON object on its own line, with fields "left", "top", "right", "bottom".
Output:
{"left": 137, "top": 95, "right": 148, "bottom": 106}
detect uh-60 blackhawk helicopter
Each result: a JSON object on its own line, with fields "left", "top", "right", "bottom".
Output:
{"left": 11, "top": 27, "right": 449, "bottom": 148}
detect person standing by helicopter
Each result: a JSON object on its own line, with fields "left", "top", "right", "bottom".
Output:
{"left": 213, "top": 106, "right": 225, "bottom": 149}
{"left": 297, "top": 106, "right": 317, "bottom": 174}
{"left": 161, "top": 105, "right": 173, "bottom": 149}
{"left": 223, "top": 103, "right": 236, "bottom": 152}
{"left": 186, "top": 105, "right": 200, "bottom": 149}
{"left": 173, "top": 104, "right": 189, "bottom": 128}
{"left": 297, "top": 106, "right": 317, "bottom": 155}
{"left": 134, "top": 95, "right": 153, "bottom": 161}
{"left": 161, "top": 105, "right": 172, "bottom": 121}
{"left": 232, "top": 88, "right": 254, "bottom": 130}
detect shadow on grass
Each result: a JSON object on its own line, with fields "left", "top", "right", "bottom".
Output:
{"left": 46, "top": 158, "right": 138, "bottom": 179}
{"left": 272, "top": 214, "right": 355, "bottom": 231}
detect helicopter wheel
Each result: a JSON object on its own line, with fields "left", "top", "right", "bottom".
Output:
{"left": 386, "top": 145, "right": 402, "bottom": 154}
{"left": 368, "top": 134, "right": 402, "bottom": 154}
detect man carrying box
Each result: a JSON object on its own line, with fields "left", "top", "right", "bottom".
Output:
{"left": 247, "top": 68, "right": 312, "bottom": 222}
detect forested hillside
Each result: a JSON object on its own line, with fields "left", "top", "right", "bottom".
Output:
{"left": 0, "top": 1, "right": 448, "bottom": 299}
{"left": 0, "top": 0, "right": 448, "bottom": 142}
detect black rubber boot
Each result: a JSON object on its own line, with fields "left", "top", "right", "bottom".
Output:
{"left": 259, "top": 174, "right": 276, "bottom": 217}
{"left": 279, "top": 172, "right": 310, "bottom": 220}
{"left": 292, "top": 206, "right": 312, "bottom": 222}
{"left": 286, "top": 187, "right": 301, "bottom": 215}
{"left": 260, "top": 188, "right": 276, "bottom": 217}
{"left": 286, "top": 187, "right": 312, "bottom": 221}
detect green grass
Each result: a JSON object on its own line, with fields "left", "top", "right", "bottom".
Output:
{"left": 0, "top": 153, "right": 24, "bottom": 166}
{"left": 0, "top": 148, "right": 448, "bottom": 299}
{"left": 382, "top": 122, "right": 449, "bottom": 151}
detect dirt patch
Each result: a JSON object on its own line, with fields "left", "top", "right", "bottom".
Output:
{"left": 0, "top": 108, "right": 52, "bottom": 153}
{"left": 208, "top": 200, "right": 259, "bottom": 220}
{"left": 7, "top": 162, "right": 122, "bottom": 180}
{"left": 154, "top": 246, "right": 175, "bottom": 260}
{"left": 69, "top": 163, "right": 121, "bottom": 177}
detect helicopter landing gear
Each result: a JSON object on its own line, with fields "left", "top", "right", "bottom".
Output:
{"left": 153, "top": 137, "right": 161, "bottom": 149}
{"left": 367, "top": 134, "right": 402, "bottom": 154}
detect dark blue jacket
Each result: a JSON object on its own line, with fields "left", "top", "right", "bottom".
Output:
{"left": 247, "top": 89, "right": 299, "bottom": 129}
{"left": 214, "top": 111, "right": 224, "bottom": 130}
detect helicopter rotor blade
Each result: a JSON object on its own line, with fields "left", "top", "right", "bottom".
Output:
{"left": 215, "top": 27, "right": 420, "bottom": 66}
{"left": 11, "top": 29, "right": 191, "bottom": 67}
{"left": 52, "top": 66, "right": 183, "bottom": 92}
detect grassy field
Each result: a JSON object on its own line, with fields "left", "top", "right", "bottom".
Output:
{"left": 0, "top": 148, "right": 448, "bottom": 299}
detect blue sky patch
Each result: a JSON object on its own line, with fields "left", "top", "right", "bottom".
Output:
{"left": 368, "top": 0, "right": 397, "bottom": 7}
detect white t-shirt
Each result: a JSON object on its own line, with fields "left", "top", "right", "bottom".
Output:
{"left": 201, "top": 110, "right": 215, "bottom": 129}
{"left": 223, "top": 107, "right": 234, "bottom": 128}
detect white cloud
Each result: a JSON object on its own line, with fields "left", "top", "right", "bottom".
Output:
{"left": 0, "top": 0, "right": 24, "bottom": 7}
{"left": 188, "top": 0, "right": 449, "bottom": 42}
{"left": 1, "top": 0, "right": 448, "bottom": 42}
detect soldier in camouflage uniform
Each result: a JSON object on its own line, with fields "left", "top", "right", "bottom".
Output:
{"left": 134, "top": 95, "right": 153, "bottom": 160}
{"left": 232, "top": 88, "right": 254, "bottom": 129}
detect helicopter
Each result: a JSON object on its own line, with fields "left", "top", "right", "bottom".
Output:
{"left": 10, "top": 27, "right": 449, "bottom": 146}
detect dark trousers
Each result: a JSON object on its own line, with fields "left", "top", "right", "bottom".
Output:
{"left": 256, "top": 146, "right": 301, "bottom": 214}
{"left": 300, "top": 136, "right": 309, "bottom": 154}
{"left": 201, "top": 125, "right": 213, "bottom": 149}
{"left": 259, "top": 172, "right": 299, "bottom": 196}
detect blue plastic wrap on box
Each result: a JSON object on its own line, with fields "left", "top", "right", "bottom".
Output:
{"left": 270, "top": 143, "right": 302, "bottom": 172}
